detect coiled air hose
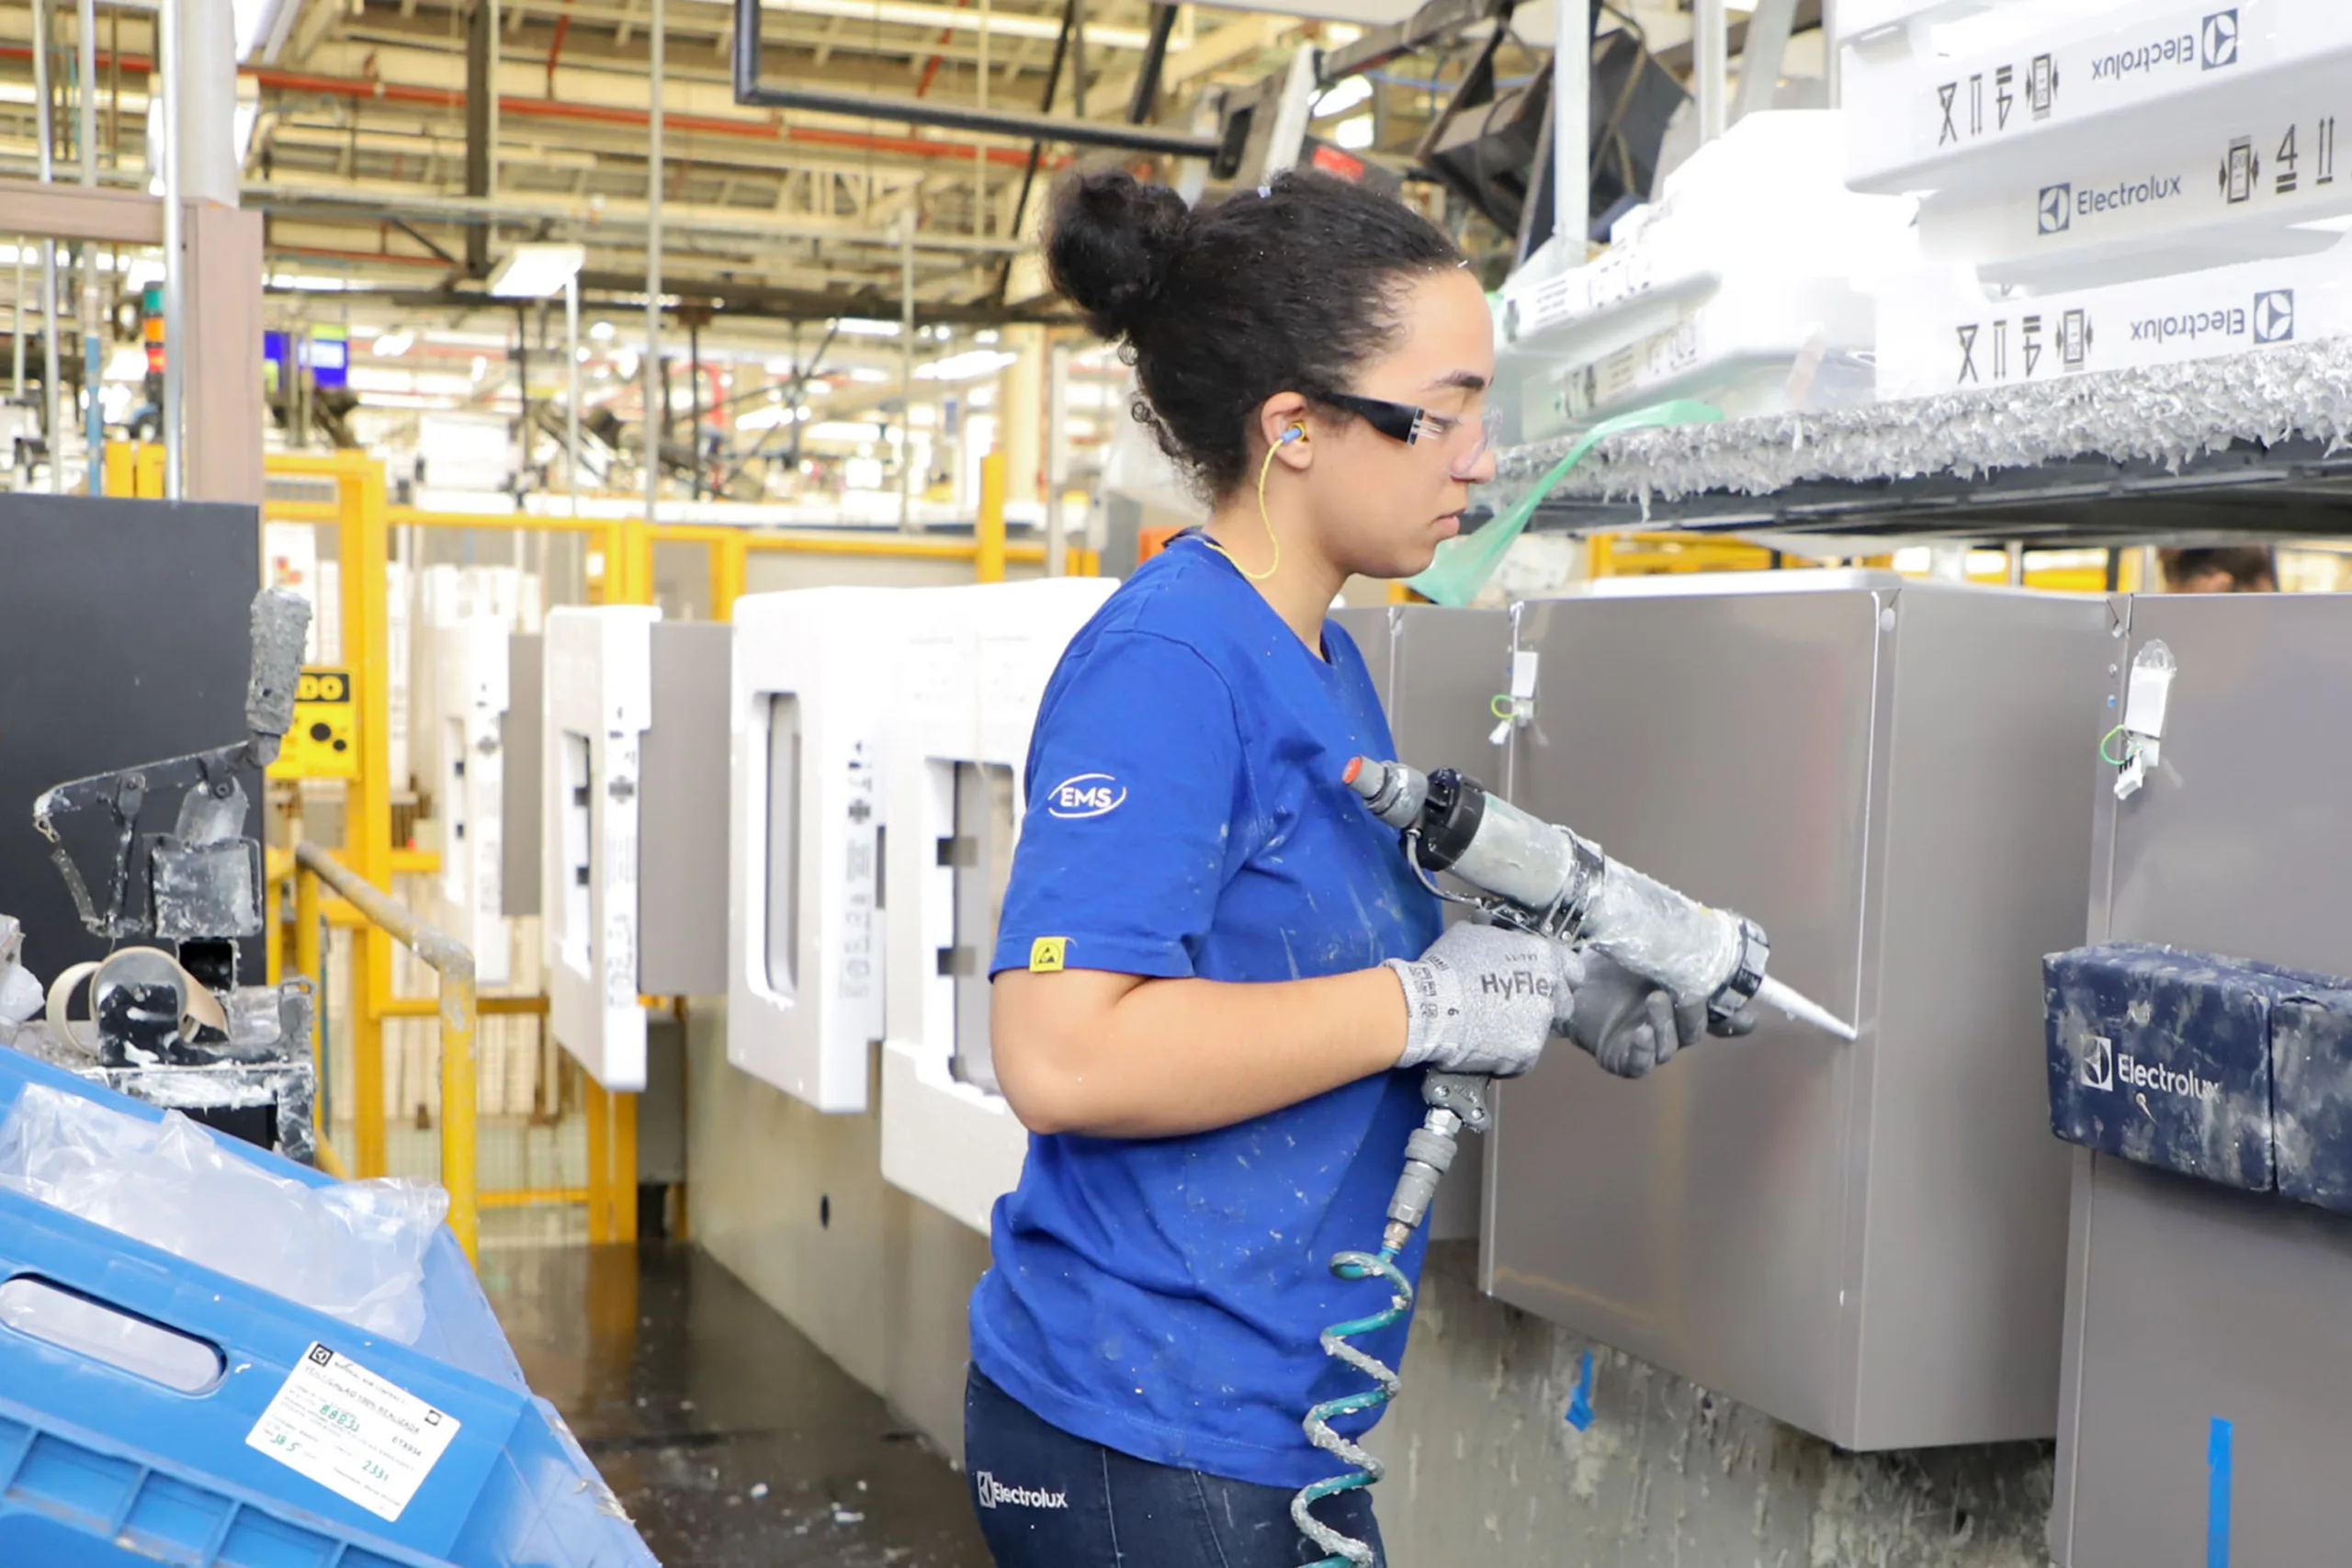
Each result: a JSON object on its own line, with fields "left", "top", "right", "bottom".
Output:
{"left": 1291, "top": 1246, "right": 1413, "bottom": 1566}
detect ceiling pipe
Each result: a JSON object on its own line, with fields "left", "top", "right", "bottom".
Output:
{"left": 248, "top": 182, "right": 1029, "bottom": 252}
{"left": 0, "top": 45, "right": 1072, "bottom": 169}
{"left": 730, "top": 0, "right": 1219, "bottom": 159}
{"left": 270, "top": 279, "right": 1078, "bottom": 326}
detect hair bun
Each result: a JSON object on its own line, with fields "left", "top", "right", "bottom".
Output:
{"left": 1045, "top": 168, "right": 1190, "bottom": 341}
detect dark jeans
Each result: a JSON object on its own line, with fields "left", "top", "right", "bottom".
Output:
{"left": 964, "top": 1365, "right": 1386, "bottom": 1568}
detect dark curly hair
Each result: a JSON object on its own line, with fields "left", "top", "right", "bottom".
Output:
{"left": 1045, "top": 167, "right": 1464, "bottom": 499}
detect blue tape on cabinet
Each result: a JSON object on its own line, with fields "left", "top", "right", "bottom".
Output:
{"left": 2207, "top": 1416, "right": 2233, "bottom": 1568}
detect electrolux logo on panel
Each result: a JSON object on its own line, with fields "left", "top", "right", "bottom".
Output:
{"left": 2079, "top": 1034, "right": 2224, "bottom": 1103}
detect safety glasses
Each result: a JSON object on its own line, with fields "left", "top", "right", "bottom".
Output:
{"left": 1320, "top": 390, "right": 1498, "bottom": 479}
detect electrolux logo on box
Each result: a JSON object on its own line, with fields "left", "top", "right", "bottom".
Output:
{"left": 2255, "top": 289, "right": 2297, "bottom": 344}
{"left": 2122, "top": 289, "right": 2293, "bottom": 348}
{"left": 2039, "top": 173, "right": 2187, "bottom": 237}
{"left": 2202, "top": 8, "right": 2240, "bottom": 69}
{"left": 2082, "top": 1036, "right": 2115, "bottom": 1090}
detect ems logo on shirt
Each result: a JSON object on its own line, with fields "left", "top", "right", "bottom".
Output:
{"left": 1046, "top": 772, "right": 1127, "bottom": 818}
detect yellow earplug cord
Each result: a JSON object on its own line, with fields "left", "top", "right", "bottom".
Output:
{"left": 1202, "top": 431, "right": 1295, "bottom": 583}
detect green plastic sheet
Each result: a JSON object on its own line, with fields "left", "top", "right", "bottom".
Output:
{"left": 1406, "top": 399, "right": 1724, "bottom": 607}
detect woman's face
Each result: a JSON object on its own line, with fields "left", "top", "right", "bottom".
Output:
{"left": 1303, "top": 266, "right": 1499, "bottom": 581}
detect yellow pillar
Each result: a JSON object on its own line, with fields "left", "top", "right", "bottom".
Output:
{"left": 708, "top": 533, "right": 748, "bottom": 622}
{"left": 584, "top": 1077, "right": 640, "bottom": 1244}
{"left": 1001, "top": 325, "right": 1046, "bottom": 511}
{"left": 440, "top": 965, "right": 481, "bottom": 1262}
{"left": 584, "top": 1071, "right": 609, "bottom": 1239}
{"left": 609, "top": 516, "right": 656, "bottom": 608}
{"left": 977, "top": 453, "right": 1008, "bottom": 584}
{"left": 342, "top": 453, "right": 394, "bottom": 1179}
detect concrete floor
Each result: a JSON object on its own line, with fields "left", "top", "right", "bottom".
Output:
{"left": 480, "top": 1240, "right": 992, "bottom": 1568}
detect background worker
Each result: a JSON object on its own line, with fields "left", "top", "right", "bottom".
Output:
{"left": 961, "top": 168, "right": 1724, "bottom": 1568}
{"left": 2161, "top": 546, "right": 2277, "bottom": 593}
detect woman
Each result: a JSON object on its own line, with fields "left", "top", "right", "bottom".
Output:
{"left": 967, "top": 167, "right": 1707, "bottom": 1567}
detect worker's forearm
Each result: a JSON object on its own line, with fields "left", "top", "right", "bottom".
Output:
{"left": 993, "top": 968, "right": 1407, "bottom": 1139}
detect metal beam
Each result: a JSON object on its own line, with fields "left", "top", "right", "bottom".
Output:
{"left": 1127, "top": 5, "right": 1178, "bottom": 125}
{"left": 465, "top": 0, "right": 492, "bottom": 271}
{"left": 731, "top": 0, "right": 1218, "bottom": 158}
{"left": 244, "top": 181, "right": 1027, "bottom": 252}
{"left": 1655, "top": 0, "right": 1823, "bottom": 71}
{"left": 1317, "top": 0, "right": 1499, "bottom": 86}
{"left": 1734, "top": 0, "right": 1801, "bottom": 120}
{"left": 0, "top": 177, "right": 157, "bottom": 243}
{"left": 1089, "top": 11, "right": 1295, "bottom": 116}
{"left": 289, "top": 278, "right": 1080, "bottom": 325}
{"left": 995, "top": 0, "right": 1076, "bottom": 302}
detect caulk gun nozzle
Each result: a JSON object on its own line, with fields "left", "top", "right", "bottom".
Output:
{"left": 1754, "top": 975, "right": 1860, "bottom": 1043}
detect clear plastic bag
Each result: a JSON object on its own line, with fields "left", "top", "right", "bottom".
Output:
{"left": 0, "top": 1083, "right": 448, "bottom": 1344}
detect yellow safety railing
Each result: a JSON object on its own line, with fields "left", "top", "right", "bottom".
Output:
{"left": 254, "top": 446, "right": 1083, "bottom": 1244}
{"left": 293, "top": 840, "right": 481, "bottom": 1265}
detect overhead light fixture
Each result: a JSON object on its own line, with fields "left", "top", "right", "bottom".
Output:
{"left": 916, "top": 350, "right": 1018, "bottom": 382}
{"left": 832, "top": 317, "right": 902, "bottom": 337}
{"left": 590, "top": 320, "right": 616, "bottom": 342}
{"left": 1335, "top": 115, "right": 1376, "bottom": 152}
{"left": 1314, "top": 77, "right": 1373, "bottom": 118}
{"left": 488, "top": 243, "right": 586, "bottom": 299}
{"left": 372, "top": 330, "right": 415, "bottom": 358}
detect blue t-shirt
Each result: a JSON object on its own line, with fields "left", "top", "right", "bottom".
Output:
{"left": 971, "top": 536, "right": 1443, "bottom": 1492}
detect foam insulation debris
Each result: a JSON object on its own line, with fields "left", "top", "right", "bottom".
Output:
{"left": 1378, "top": 1248, "right": 2054, "bottom": 1568}
{"left": 1505, "top": 336, "right": 2352, "bottom": 508}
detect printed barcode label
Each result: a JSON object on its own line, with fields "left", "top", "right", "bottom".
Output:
{"left": 246, "top": 1343, "right": 460, "bottom": 1521}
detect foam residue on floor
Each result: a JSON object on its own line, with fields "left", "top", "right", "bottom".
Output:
{"left": 481, "top": 1240, "right": 989, "bottom": 1568}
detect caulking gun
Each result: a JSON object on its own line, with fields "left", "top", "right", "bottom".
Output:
{"left": 1343, "top": 756, "right": 1857, "bottom": 1250}
{"left": 1292, "top": 758, "right": 1860, "bottom": 1565}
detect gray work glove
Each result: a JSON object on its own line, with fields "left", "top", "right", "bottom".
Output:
{"left": 1385, "top": 922, "right": 1584, "bottom": 1078}
{"left": 1564, "top": 951, "right": 1757, "bottom": 1078}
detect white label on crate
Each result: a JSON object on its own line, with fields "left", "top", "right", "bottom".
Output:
{"left": 246, "top": 1343, "right": 463, "bottom": 1522}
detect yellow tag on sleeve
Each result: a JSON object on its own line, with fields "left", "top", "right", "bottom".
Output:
{"left": 1029, "top": 937, "right": 1068, "bottom": 973}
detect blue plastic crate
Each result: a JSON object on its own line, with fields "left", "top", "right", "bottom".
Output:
{"left": 0, "top": 1046, "right": 659, "bottom": 1567}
